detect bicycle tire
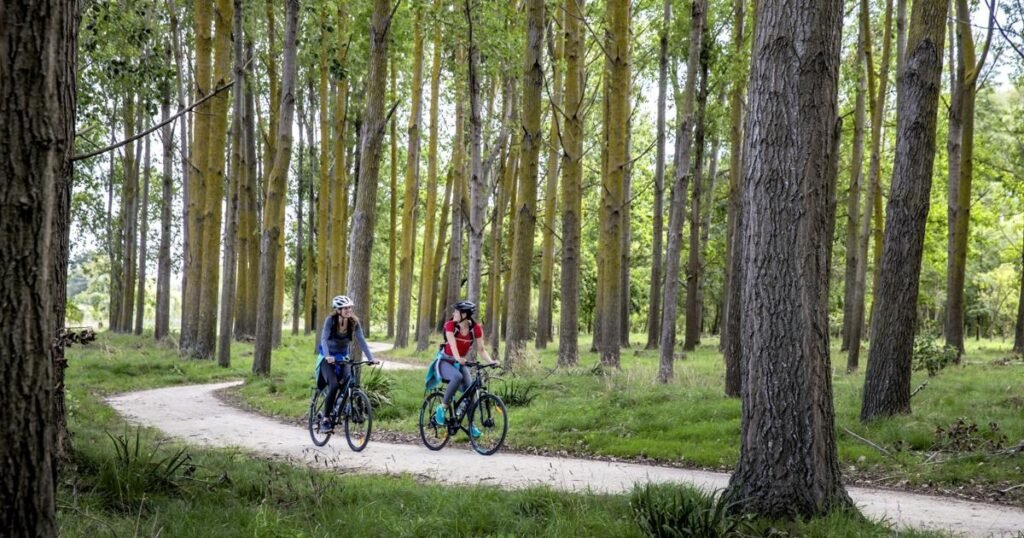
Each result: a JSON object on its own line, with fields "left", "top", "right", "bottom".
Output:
{"left": 308, "top": 389, "right": 332, "bottom": 447}
{"left": 418, "top": 391, "right": 451, "bottom": 450}
{"left": 344, "top": 389, "right": 373, "bottom": 452}
{"left": 469, "top": 393, "right": 508, "bottom": 456}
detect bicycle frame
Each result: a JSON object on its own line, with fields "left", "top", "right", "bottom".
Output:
{"left": 443, "top": 362, "right": 497, "bottom": 433}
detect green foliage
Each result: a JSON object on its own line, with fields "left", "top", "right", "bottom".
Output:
{"left": 92, "top": 427, "right": 193, "bottom": 511}
{"left": 361, "top": 365, "right": 394, "bottom": 408}
{"left": 66, "top": 301, "right": 85, "bottom": 324}
{"left": 630, "top": 484, "right": 752, "bottom": 538}
{"left": 911, "top": 333, "right": 958, "bottom": 377}
{"left": 495, "top": 376, "right": 538, "bottom": 407}
{"left": 932, "top": 418, "right": 1009, "bottom": 453}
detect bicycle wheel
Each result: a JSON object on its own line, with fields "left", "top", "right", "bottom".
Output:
{"left": 344, "top": 389, "right": 373, "bottom": 452}
{"left": 418, "top": 391, "right": 451, "bottom": 451}
{"left": 308, "top": 389, "right": 331, "bottom": 447}
{"left": 469, "top": 393, "right": 508, "bottom": 455}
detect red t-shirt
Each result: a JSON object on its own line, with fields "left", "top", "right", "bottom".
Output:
{"left": 442, "top": 320, "right": 483, "bottom": 358}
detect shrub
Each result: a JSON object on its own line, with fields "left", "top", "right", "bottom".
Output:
{"left": 911, "top": 334, "right": 957, "bottom": 377}
{"left": 496, "top": 377, "right": 538, "bottom": 407}
{"left": 361, "top": 365, "right": 394, "bottom": 408}
{"left": 630, "top": 483, "right": 753, "bottom": 538}
{"left": 94, "top": 427, "right": 193, "bottom": 511}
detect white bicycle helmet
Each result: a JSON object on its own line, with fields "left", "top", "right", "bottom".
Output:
{"left": 332, "top": 295, "right": 354, "bottom": 309}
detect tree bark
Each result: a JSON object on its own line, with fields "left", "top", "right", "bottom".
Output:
{"left": 156, "top": 75, "right": 173, "bottom": 340}
{"left": 235, "top": 46, "right": 260, "bottom": 339}
{"left": 505, "top": 0, "right": 546, "bottom": 366}
{"left": 388, "top": 58, "right": 399, "bottom": 338}
{"left": 331, "top": 2, "right": 351, "bottom": 303}
{"left": 0, "top": 0, "right": 76, "bottom": 531}
{"left": 445, "top": 55, "right": 468, "bottom": 320}
{"left": 841, "top": 15, "right": 867, "bottom": 354}
{"left": 537, "top": 7, "right": 564, "bottom": 349}
{"left": 315, "top": 6, "right": 332, "bottom": 328}
{"left": 722, "top": 0, "right": 747, "bottom": 396}
{"left": 218, "top": 0, "right": 244, "bottom": 366}
{"left": 659, "top": 0, "right": 703, "bottom": 382}
{"left": 646, "top": 0, "right": 671, "bottom": 351}
{"left": 416, "top": 0, "right": 444, "bottom": 352}
{"left": 395, "top": 7, "right": 425, "bottom": 349}
{"left": 862, "top": 0, "right": 950, "bottom": 421}
{"left": 725, "top": 0, "right": 853, "bottom": 519}
{"left": 466, "top": 0, "right": 486, "bottom": 305}
{"left": 347, "top": 0, "right": 393, "bottom": 359}
{"left": 169, "top": 0, "right": 190, "bottom": 340}
{"left": 684, "top": 39, "right": 710, "bottom": 352}
{"left": 254, "top": 0, "right": 299, "bottom": 375}
{"left": 134, "top": 134, "right": 151, "bottom": 335}
{"left": 946, "top": 0, "right": 995, "bottom": 358}
{"left": 118, "top": 95, "right": 139, "bottom": 333}
{"left": 293, "top": 93, "right": 305, "bottom": 336}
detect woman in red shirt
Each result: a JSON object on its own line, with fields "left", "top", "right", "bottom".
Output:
{"left": 435, "top": 300, "right": 496, "bottom": 429}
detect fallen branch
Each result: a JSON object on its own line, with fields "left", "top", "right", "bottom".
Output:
{"left": 841, "top": 426, "right": 896, "bottom": 460}
{"left": 911, "top": 382, "right": 928, "bottom": 398}
{"left": 999, "top": 483, "right": 1024, "bottom": 494}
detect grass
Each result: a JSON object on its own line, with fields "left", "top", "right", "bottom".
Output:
{"left": 57, "top": 330, "right": 1010, "bottom": 536}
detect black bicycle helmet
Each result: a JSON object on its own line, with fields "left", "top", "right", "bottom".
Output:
{"left": 453, "top": 300, "right": 476, "bottom": 316}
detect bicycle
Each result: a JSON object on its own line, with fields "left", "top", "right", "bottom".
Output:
{"left": 418, "top": 361, "right": 508, "bottom": 455}
{"left": 308, "top": 359, "right": 376, "bottom": 451}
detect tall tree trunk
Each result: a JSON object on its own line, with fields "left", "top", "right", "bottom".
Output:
{"left": 490, "top": 114, "right": 518, "bottom": 357}
{"left": 659, "top": 0, "right": 703, "bottom": 382}
{"left": 684, "top": 41, "right": 710, "bottom": 352}
{"left": 107, "top": 107, "right": 122, "bottom": 332}
{"left": 183, "top": 0, "right": 213, "bottom": 351}
{"left": 946, "top": 0, "right": 995, "bottom": 358}
{"left": 293, "top": 95, "right": 305, "bottom": 336}
{"left": 722, "top": 0, "right": 746, "bottom": 396}
{"left": 388, "top": 59, "right": 399, "bottom": 338}
{"left": 646, "top": 0, "right": 671, "bottom": 351}
{"left": 505, "top": 0, "right": 545, "bottom": 366}
{"left": 862, "top": 0, "right": 950, "bottom": 421}
{"left": 134, "top": 134, "right": 151, "bottom": 335}
{"left": 558, "top": 0, "right": 584, "bottom": 366}
{"left": 1014, "top": 227, "right": 1024, "bottom": 354}
{"left": 466, "top": 0, "right": 486, "bottom": 305}
{"left": 416, "top": 0, "right": 444, "bottom": 352}
{"left": 331, "top": 2, "right": 351, "bottom": 303}
{"left": 315, "top": 6, "right": 332, "bottom": 327}
{"left": 0, "top": 0, "right": 76, "bottom": 530}
{"left": 119, "top": 95, "right": 139, "bottom": 333}
{"left": 432, "top": 168, "right": 455, "bottom": 329}
{"left": 725, "top": 0, "right": 853, "bottom": 518}
{"left": 395, "top": 7, "right": 425, "bottom": 349}
{"left": 169, "top": 0, "right": 190, "bottom": 339}
{"left": 848, "top": 0, "right": 893, "bottom": 372}
{"left": 236, "top": 47, "right": 260, "bottom": 339}
{"left": 254, "top": 0, "right": 299, "bottom": 374}
{"left": 302, "top": 84, "right": 316, "bottom": 333}
{"left": 537, "top": 8, "right": 564, "bottom": 349}
{"left": 841, "top": 17, "right": 867, "bottom": 354}
{"left": 156, "top": 77, "right": 173, "bottom": 340}
{"left": 347, "top": 0, "right": 393, "bottom": 359}
{"left": 218, "top": 0, "right": 244, "bottom": 366}
{"left": 445, "top": 59, "right": 468, "bottom": 319}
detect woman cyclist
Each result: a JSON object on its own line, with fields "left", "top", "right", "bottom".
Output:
{"left": 317, "top": 294, "right": 376, "bottom": 432}
{"left": 432, "top": 300, "right": 496, "bottom": 431}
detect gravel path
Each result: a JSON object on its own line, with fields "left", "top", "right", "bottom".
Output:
{"left": 104, "top": 343, "right": 1024, "bottom": 537}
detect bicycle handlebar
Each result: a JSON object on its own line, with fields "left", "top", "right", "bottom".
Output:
{"left": 465, "top": 361, "right": 500, "bottom": 369}
{"left": 334, "top": 359, "right": 378, "bottom": 366}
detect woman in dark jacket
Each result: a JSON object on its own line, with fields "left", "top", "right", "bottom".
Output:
{"left": 316, "top": 294, "right": 376, "bottom": 432}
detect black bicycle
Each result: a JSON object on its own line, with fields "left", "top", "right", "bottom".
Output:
{"left": 308, "top": 360, "right": 375, "bottom": 451}
{"left": 418, "top": 361, "right": 508, "bottom": 455}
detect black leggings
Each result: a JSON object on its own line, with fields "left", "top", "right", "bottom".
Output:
{"left": 320, "top": 362, "right": 352, "bottom": 417}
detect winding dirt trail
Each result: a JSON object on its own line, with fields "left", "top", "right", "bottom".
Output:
{"left": 105, "top": 344, "right": 1024, "bottom": 537}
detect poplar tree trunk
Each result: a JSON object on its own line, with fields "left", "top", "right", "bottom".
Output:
{"left": 946, "top": 0, "right": 995, "bottom": 358}
{"left": 505, "top": 0, "right": 545, "bottom": 366}
{"left": 432, "top": 169, "right": 455, "bottom": 329}
{"left": 293, "top": 99, "right": 305, "bottom": 336}
{"left": 331, "top": 2, "right": 351, "bottom": 300}
{"left": 466, "top": 0, "right": 486, "bottom": 305}
{"left": 194, "top": 0, "right": 235, "bottom": 358}
{"left": 1, "top": 0, "right": 76, "bottom": 530}
{"left": 395, "top": 8, "right": 425, "bottom": 349}
{"left": 490, "top": 114, "right": 519, "bottom": 357}
{"left": 722, "top": 0, "right": 747, "bottom": 396}
{"left": 183, "top": 0, "right": 213, "bottom": 351}
{"left": 684, "top": 41, "right": 710, "bottom": 352}
{"left": 445, "top": 64, "right": 467, "bottom": 319}
{"left": 848, "top": 0, "right": 893, "bottom": 372}
{"left": 646, "top": 0, "right": 670, "bottom": 351}
{"left": 107, "top": 108, "right": 123, "bottom": 332}
{"left": 302, "top": 87, "right": 316, "bottom": 333}
{"left": 725, "top": 0, "right": 853, "bottom": 518}
{"left": 537, "top": 8, "right": 563, "bottom": 349}
{"left": 315, "top": 6, "right": 332, "bottom": 325}
{"left": 254, "top": 0, "right": 299, "bottom": 375}
{"left": 862, "top": 0, "right": 950, "bottom": 421}
{"left": 218, "top": 0, "right": 244, "bottom": 366}
{"left": 119, "top": 96, "right": 139, "bottom": 333}
{"left": 416, "top": 0, "right": 445, "bottom": 352}
{"left": 841, "top": 18, "right": 867, "bottom": 354}
{"left": 561, "top": 0, "right": 585, "bottom": 364}
{"left": 134, "top": 135, "right": 151, "bottom": 335}
{"left": 388, "top": 59, "right": 399, "bottom": 338}
{"left": 169, "top": 0, "right": 190, "bottom": 339}
{"left": 347, "top": 0, "right": 394, "bottom": 359}
{"left": 659, "top": 0, "right": 703, "bottom": 382}
{"left": 156, "top": 79, "right": 173, "bottom": 340}
{"left": 236, "top": 47, "right": 260, "bottom": 339}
